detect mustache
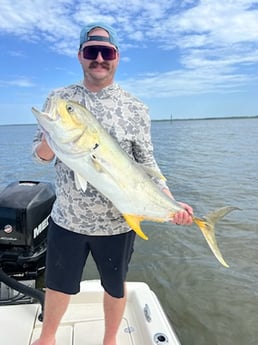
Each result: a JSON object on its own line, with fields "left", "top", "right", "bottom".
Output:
{"left": 89, "top": 61, "right": 110, "bottom": 70}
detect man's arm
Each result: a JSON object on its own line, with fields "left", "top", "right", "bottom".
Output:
{"left": 32, "top": 127, "right": 55, "bottom": 164}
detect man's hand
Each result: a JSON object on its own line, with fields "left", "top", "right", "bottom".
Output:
{"left": 162, "top": 188, "right": 193, "bottom": 225}
{"left": 172, "top": 202, "right": 193, "bottom": 225}
{"left": 36, "top": 134, "right": 55, "bottom": 161}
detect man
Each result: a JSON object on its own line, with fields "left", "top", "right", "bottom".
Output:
{"left": 32, "top": 22, "right": 193, "bottom": 345}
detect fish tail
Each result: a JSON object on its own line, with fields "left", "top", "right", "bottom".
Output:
{"left": 193, "top": 206, "right": 240, "bottom": 268}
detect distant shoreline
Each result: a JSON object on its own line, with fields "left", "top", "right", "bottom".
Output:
{"left": 0, "top": 115, "right": 257, "bottom": 126}
{"left": 152, "top": 115, "right": 258, "bottom": 122}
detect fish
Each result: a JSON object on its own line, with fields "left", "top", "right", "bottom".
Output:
{"left": 32, "top": 98, "right": 239, "bottom": 268}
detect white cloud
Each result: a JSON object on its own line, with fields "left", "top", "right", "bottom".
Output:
{"left": 6, "top": 50, "right": 27, "bottom": 58}
{"left": 119, "top": 57, "right": 257, "bottom": 99}
{"left": 0, "top": 0, "right": 257, "bottom": 51}
{"left": 0, "top": 0, "right": 257, "bottom": 98}
{"left": 0, "top": 77, "right": 35, "bottom": 88}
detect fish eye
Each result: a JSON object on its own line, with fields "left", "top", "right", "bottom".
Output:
{"left": 66, "top": 104, "right": 74, "bottom": 113}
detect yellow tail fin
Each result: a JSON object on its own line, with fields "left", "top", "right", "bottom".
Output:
{"left": 124, "top": 207, "right": 240, "bottom": 268}
{"left": 194, "top": 206, "right": 240, "bottom": 268}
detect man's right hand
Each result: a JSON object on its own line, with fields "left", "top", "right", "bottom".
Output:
{"left": 36, "top": 134, "right": 55, "bottom": 161}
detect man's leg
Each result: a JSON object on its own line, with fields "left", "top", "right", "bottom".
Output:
{"left": 31, "top": 288, "right": 70, "bottom": 345}
{"left": 103, "top": 285, "right": 127, "bottom": 345}
{"left": 90, "top": 231, "right": 136, "bottom": 345}
{"left": 32, "top": 222, "right": 89, "bottom": 344}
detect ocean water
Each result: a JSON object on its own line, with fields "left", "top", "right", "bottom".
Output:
{"left": 0, "top": 118, "right": 257, "bottom": 345}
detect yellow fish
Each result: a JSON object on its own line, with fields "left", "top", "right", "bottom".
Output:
{"left": 32, "top": 98, "right": 239, "bottom": 268}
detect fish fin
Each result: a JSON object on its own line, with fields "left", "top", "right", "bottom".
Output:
{"left": 204, "top": 206, "right": 241, "bottom": 224}
{"left": 194, "top": 207, "right": 240, "bottom": 268}
{"left": 123, "top": 214, "right": 148, "bottom": 240}
{"left": 91, "top": 157, "right": 105, "bottom": 173}
{"left": 141, "top": 166, "right": 167, "bottom": 181}
{"left": 90, "top": 154, "right": 127, "bottom": 189}
{"left": 74, "top": 173, "right": 88, "bottom": 192}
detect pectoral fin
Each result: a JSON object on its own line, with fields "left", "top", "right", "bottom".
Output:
{"left": 141, "top": 165, "right": 167, "bottom": 181}
{"left": 74, "top": 173, "right": 88, "bottom": 192}
{"left": 123, "top": 214, "right": 148, "bottom": 240}
{"left": 91, "top": 157, "right": 105, "bottom": 172}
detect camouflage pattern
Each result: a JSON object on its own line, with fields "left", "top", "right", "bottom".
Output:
{"left": 32, "top": 82, "right": 167, "bottom": 236}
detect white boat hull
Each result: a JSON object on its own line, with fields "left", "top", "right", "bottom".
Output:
{"left": 1, "top": 280, "right": 181, "bottom": 345}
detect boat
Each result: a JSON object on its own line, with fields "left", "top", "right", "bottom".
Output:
{"left": 1, "top": 279, "right": 181, "bottom": 345}
{"left": 0, "top": 181, "right": 181, "bottom": 345}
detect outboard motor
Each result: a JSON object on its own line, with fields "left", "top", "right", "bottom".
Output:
{"left": 0, "top": 181, "right": 55, "bottom": 307}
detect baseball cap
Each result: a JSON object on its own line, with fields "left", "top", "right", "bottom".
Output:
{"left": 79, "top": 22, "right": 119, "bottom": 50}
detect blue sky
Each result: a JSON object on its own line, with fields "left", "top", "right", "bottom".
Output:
{"left": 0, "top": 0, "right": 257, "bottom": 125}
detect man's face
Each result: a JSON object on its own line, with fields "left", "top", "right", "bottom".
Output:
{"left": 78, "top": 28, "right": 120, "bottom": 88}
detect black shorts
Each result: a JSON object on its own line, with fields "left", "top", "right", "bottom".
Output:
{"left": 45, "top": 219, "right": 136, "bottom": 298}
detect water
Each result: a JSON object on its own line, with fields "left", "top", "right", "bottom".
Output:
{"left": 0, "top": 118, "right": 257, "bottom": 345}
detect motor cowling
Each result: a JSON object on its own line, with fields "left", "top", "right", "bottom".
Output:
{"left": 0, "top": 181, "right": 56, "bottom": 277}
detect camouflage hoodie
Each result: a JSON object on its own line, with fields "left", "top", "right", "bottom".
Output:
{"left": 32, "top": 82, "right": 167, "bottom": 236}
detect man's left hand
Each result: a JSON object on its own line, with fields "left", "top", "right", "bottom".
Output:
{"left": 172, "top": 202, "right": 193, "bottom": 225}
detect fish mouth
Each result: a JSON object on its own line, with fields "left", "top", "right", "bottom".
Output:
{"left": 48, "top": 107, "right": 62, "bottom": 121}
{"left": 31, "top": 106, "right": 60, "bottom": 122}
{"left": 43, "top": 113, "right": 59, "bottom": 122}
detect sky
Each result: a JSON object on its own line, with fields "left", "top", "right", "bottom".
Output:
{"left": 0, "top": 0, "right": 257, "bottom": 125}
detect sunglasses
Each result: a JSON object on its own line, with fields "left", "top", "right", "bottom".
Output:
{"left": 81, "top": 45, "right": 117, "bottom": 61}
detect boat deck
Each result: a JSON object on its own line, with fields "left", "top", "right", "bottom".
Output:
{"left": 1, "top": 280, "right": 181, "bottom": 345}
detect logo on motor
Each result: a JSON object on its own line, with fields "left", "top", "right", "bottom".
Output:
{"left": 33, "top": 216, "right": 49, "bottom": 239}
{"left": 4, "top": 224, "right": 13, "bottom": 234}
